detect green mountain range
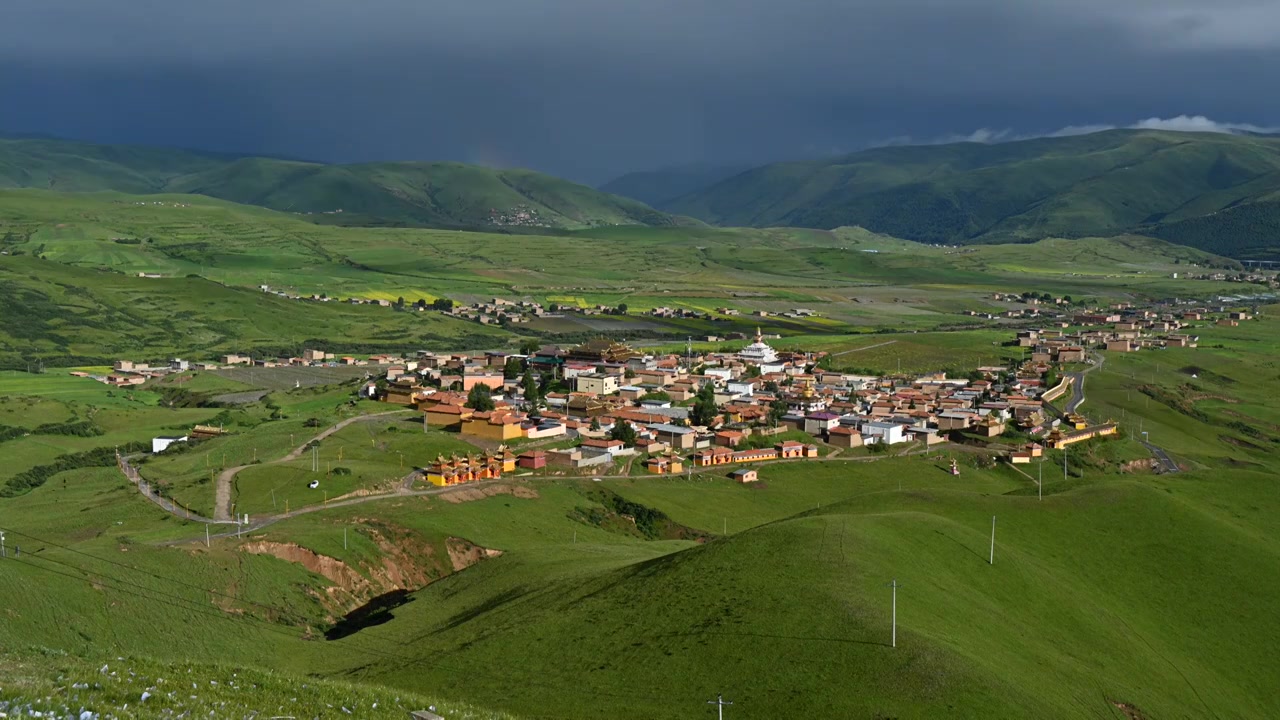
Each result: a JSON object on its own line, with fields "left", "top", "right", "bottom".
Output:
{"left": 0, "top": 137, "right": 680, "bottom": 231}
{"left": 657, "top": 130, "right": 1280, "bottom": 258}
{"left": 598, "top": 163, "right": 751, "bottom": 207}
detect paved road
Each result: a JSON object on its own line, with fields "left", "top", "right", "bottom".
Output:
{"left": 1062, "top": 353, "right": 1179, "bottom": 473}
{"left": 1063, "top": 353, "right": 1105, "bottom": 414}
{"left": 1141, "top": 441, "right": 1180, "bottom": 474}
{"left": 213, "top": 409, "right": 415, "bottom": 520}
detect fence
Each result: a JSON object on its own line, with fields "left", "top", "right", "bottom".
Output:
{"left": 1040, "top": 376, "right": 1074, "bottom": 403}
{"left": 116, "top": 453, "right": 231, "bottom": 525}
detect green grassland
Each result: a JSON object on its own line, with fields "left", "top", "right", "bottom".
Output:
{"left": 0, "top": 649, "right": 511, "bottom": 720}
{"left": 230, "top": 416, "right": 477, "bottom": 516}
{"left": 0, "top": 189, "right": 1256, "bottom": 372}
{"left": 4, "top": 313, "right": 1280, "bottom": 717}
{"left": 2, "top": 185, "right": 1280, "bottom": 717}
{"left": 0, "top": 252, "right": 509, "bottom": 368}
{"left": 662, "top": 128, "right": 1280, "bottom": 258}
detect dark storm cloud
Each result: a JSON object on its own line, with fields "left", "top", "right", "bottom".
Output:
{"left": 3, "top": 0, "right": 1279, "bottom": 182}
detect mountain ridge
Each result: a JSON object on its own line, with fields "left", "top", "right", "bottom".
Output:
{"left": 0, "top": 136, "right": 681, "bottom": 231}
{"left": 657, "top": 129, "right": 1280, "bottom": 258}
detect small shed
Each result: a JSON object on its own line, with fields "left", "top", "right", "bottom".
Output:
{"left": 517, "top": 450, "right": 547, "bottom": 470}
{"left": 731, "top": 468, "right": 759, "bottom": 483}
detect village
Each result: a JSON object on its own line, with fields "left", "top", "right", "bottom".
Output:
{"left": 364, "top": 326, "right": 1134, "bottom": 487}
{"left": 102, "top": 298, "right": 1260, "bottom": 492}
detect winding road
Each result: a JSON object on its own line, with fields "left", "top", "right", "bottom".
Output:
{"left": 213, "top": 409, "right": 415, "bottom": 521}
{"left": 1062, "top": 353, "right": 1179, "bottom": 473}
{"left": 1063, "top": 353, "right": 1104, "bottom": 414}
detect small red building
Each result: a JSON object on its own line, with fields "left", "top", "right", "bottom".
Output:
{"left": 517, "top": 450, "right": 547, "bottom": 470}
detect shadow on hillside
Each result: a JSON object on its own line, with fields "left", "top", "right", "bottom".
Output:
{"left": 933, "top": 529, "right": 985, "bottom": 563}
{"left": 326, "top": 589, "right": 414, "bottom": 640}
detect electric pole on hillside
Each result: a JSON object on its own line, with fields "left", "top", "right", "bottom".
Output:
{"left": 0, "top": 529, "right": 5, "bottom": 558}
{"left": 989, "top": 516, "right": 996, "bottom": 565}
{"left": 1038, "top": 460, "right": 1043, "bottom": 501}
{"left": 706, "top": 694, "right": 733, "bottom": 720}
{"left": 886, "top": 578, "right": 902, "bottom": 648}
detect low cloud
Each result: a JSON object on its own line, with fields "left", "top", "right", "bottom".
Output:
{"left": 933, "top": 115, "right": 1278, "bottom": 148}
{"left": 1129, "top": 114, "right": 1279, "bottom": 134}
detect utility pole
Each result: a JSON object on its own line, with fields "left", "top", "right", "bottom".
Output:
{"left": 706, "top": 694, "right": 733, "bottom": 720}
{"left": 989, "top": 516, "right": 996, "bottom": 565}
{"left": 0, "top": 530, "right": 5, "bottom": 558}
{"left": 1038, "top": 460, "right": 1043, "bottom": 501}
{"left": 1063, "top": 445, "right": 1068, "bottom": 481}
{"left": 344, "top": 526, "right": 348, "bottom": 550}
{"left": 886, "top": 579, "right": 902, "bottom": 648}
{"left": 205, "top": 524, "right": 210, "bottom": 548}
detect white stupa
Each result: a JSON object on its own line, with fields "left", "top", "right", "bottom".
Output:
{"left": 738, "top": 327, "right": 779, "bottom": 365}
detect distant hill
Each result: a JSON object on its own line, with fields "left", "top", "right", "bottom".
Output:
{"left": 599, "top": 163, "right": 752, "bottom": 207}
{"left": 0, "top": 137, "right": 681, "bottom": 231}
{"left": 662, "top": 130, "right": 1280, "bottom": 258}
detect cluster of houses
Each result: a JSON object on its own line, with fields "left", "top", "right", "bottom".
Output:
{"left": 77, "top": 359, "right": 201, "bottom": 387}
{"left": 372, "top": 328, "right": 1122, "bottom": 484}
{"left": 488, "top": 205, "right": 546, "bottom": 227}
{"left": 1010, "top": 303, "right": 1256, "bottom": 357}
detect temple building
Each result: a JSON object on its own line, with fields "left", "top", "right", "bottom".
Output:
{"left": 425, "top": 447, "right": 517, "bottom": 487}
{"left": 786, "top": 378, "right": 827, "bottom": 414}
{"left": 737, "top": 328, "right": 779, "bottom": 365}
{"left": 565, "top": 337, "right": 639, "bottom": 365}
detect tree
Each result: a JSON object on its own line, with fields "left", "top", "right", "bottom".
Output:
{"left": 430, "top": 297, "right": 455, "bottom": 311}
{"left": 589, "top": 417, "right": 601, "bottom": 432}
{"left": 617, "top": 303, "right": 629, "bottom": 315}
{"left": 503, "top": 357, "right": 523, "bottom": 379}
{"left": 522, "top": 367, "right": 542, "bottom": 411}
{"left": 415, "top": 298, "right": 428, "bottom": 309}
{"left": 519, "top": 339, "right": 541, "bottom": 355}
{"left": 609, "top": 420, "right": 637, "bottom": 445}
{"left": 395, "top": 296, "right": 406, "bottom": 309}
{"left": 690, "top": 383, "right": 718, "bottom": 427}
{"left": 624, "top": 367, "right": 637, "bottom": 379}
{"left": 467, "top": 384, "right": 495, "bottom": 412}
{"left": 768, "top": 397, "right": 789, "bottom": 426}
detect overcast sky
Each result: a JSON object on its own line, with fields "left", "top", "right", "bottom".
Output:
{"left": 3, "top": 0, "right": 1279, "bottom": 183}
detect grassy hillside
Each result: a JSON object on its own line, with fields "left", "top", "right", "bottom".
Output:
{"left": 1, "top": 649, "right": 512, "bottom": 719}
{"left": 3, "top": 313, "right": 1280, "bottom": 718}
{"left": 0, "top": 255, "right": 508, "bottom": 368}
{"left": 664, "top": 129, "right": 1280, "bottom": 258}
{"left": 599, "top": 163, "right": 752, "bottom": 207}
{"left": 0, "top": 136, "right": 679, "bottom": 230}
{"left": 0, "top": 189, "right": 1251, "bottom": 367}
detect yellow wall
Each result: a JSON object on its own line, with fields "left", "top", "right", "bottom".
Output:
{"left": 462, "top": 420, "right": 523, "bottom": 441}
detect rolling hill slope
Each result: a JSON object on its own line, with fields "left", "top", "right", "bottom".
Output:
{"left": 0, "top": 137, "right": 681, "bottom": 230}
{"left": 599, "top": 163, "right": 752, "bottom": 207}
{"left": 663, "top": 129, "right": 1280, "bottom": 257}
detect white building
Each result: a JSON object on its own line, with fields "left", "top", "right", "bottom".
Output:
{"left": 574, "top": 373, "right": 619, "bottom": 396}
{"left": 737, "top": 328, "right": 780, "bottom": 365}
{"left": 862, "top": 421, "right": 907, "bottom": 445}
{"left": 152, "top": 436, "right": 188, "bottom": 454}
